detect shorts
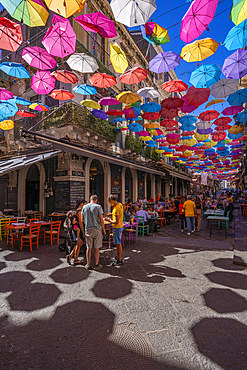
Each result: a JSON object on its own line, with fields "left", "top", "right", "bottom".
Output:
{"left": 113, "top": 227, "right": 123, "bottom": 244}
{"left": 85, "top": 228, "right": 103, "bottom": 249}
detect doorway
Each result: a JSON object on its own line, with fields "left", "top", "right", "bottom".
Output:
{"left": 90, "top": 160, "right": 104, "bottom": 205}
{"left": 125, "top": 168, "right": 132, "bottom": 202}
{"left": 147, "top": 173, "right": 151, "bottom": 200}
{"left": 26, "top": 164, "right": 40, "bottom": 211}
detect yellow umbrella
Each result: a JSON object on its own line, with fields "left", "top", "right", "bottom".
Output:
{"left": 204, "top": 140, "right": 217, "bottom": 148}
{"left": 155, "top": 149, "right": 165, "bottom": 153}
{"left": 110, "top": 42, "right": 128, "bottom": 74}
{"left": 0, "top": 120, "right": 14, "bottom": 130}
{"left": 44, "top": 0, "right": 86, "bottom": 18}
{"left": 117, "top": 91, "right": 140, "bottom": 104}
{"left": 228, "top": 125, "right": 244, "bottom": 134}
{"left": 183, "top": 150, "right": 193, "bottom": 157}
{"left": 181, "top": 38, "right": 219, "bottom": 62}
{"left": 206, "top": 99, "right": 225, "bottom": 108}
{"left": 194, "top": 133, "right": 209, "bottom": 141}
{"left": 144, "top": 123, "right": 159, "bottom": 129}
{"left": 139, "top": 135, "right": 152, "bottom": 141}
{"left": 80, "top": 99, "right": 100, "bottom": 109}
{"left": 182, "top": 138, "right": 196, "bottom": 146}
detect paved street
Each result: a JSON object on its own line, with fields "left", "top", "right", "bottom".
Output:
{"left": 0, "top": 207, "right": 247, "bottom": 370}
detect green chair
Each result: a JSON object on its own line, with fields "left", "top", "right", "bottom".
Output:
{"left": 134, "top": 216, "right": 149, "bottom": 236}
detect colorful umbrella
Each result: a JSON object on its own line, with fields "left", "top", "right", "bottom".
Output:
{"left": 162, "top": 97, "right": 184, "bottom": 109}
{"left": 141, "top": 22, "right": 169, "bottom": 45}
{"left": 162, "top": 79, "right": 188, "bottom": 93}
{"left": 227, "top": 87, "right": 247, "bottom": 105}
{"left": 236, "top": 110, "right": 247, "bottom": 123}
{"left": 206, "top": 99, "right": 225, "bottom": 108}
{"left": 50, "top": 89, "right": 74, "bottom": 100}
{"left": 149, "top": 51, "right": 180, "bottom": 73}
{"left": 199, "top": 110, "right": 219, "bottom": 121}
{"left": 91, "top": 109, "right": 108, "bottom": 120}
{"left": 221, "top": 105, "right": 243, "bottom": 115}
{"left": 196, "top": 120, "right": 212, "bottom": 129}
{"left": 75, "top": 11, "right": 117, "bottom": 38}
{"left": 67, "top": 53, "right": 98, "bottom": 74}
{"left": 80, "top": 100, "right": 100, "bottom": 110}
{"left": 160, "top": 107, "right": 178, "bottom": 119}
{"left": 73, "top": 84, "right": 97, "bottom": 95}
{"left": 160, "top": 119, "right": 177, "bottom": 128}
{"left": 210, "top": 78, "right": 238, "bottom": 98}
{"left": 194, "top": 132, "right": 209, "bottom": 141}
{"left": 1, "top": 0, "right": 49, "bottom": 27}
{"left": 123, "top": 107, "right": 141, "bottom": 118}
{"left": 110, "top": 0, "right": 157, "bottom": 27}
{"left": 111, "top": 118, "right": 126, "bottom": 123}
{"left": 0, "top": 102, "right": 18, "bottom": 117}
{"left": 146, "top": 140, "right": 158, "bottom": 148}
{"left": 197, "top": 128, "right": 213, "bottom": 135}
{"left": 117, "top": 91, "right": 139, "bottom": 104}
{"left": 190, "top": 64, "right": 221, "bottom": 88}
{"left": 178, "top": 115, "right": 197, "bottom": 125}
{"left": 223, "top": 20, "right": 247, "bottom": 50}
{"left": 137, "top": 87, "right": 160, "bottom": 99}
{"left": 31, "top": 71, "right": 56, "bottom": 95}
{"left": 44, "top": 0, "right": 86, "bottom": 18}
{"left": 141, "top": 102, "right": 161, "bottom": 112}
{"left": 42, "top": 15, "right": 76, "bottom": 58}
{"left": 214, "top": 117, "right": 232, "bottom": 126}
{"left": 17, "top": 110, "right": 36, "bottom": 117}
{"left": 106, "top": 109, "right": 123, "bottom": 116}
{"left": 141, "top": 112, "right": 160, "bottom": 120}
{"left": 222, "top": 49, "right": 247, "bottom": 79}
{"left": 0, "top": 120, "right": 14, "bottom": 130}
{"left": 0, "top": 62, "right": 30, "bottom": 79}
{"left": 228, "top": 125, "right": 244, "bottom": 134}
{"left": 99, "top": 97, "right": 119, "bottom": 106}
{"left": 128, "top": 123, "right": 143, "bottom": 132}
{"left": 29, "top": 103, "right": 49, "bottom": 111}
{"left": 110, "top": 42, "right": 128, "bottom": 74}
{"left": 186, "top": 86, "right": 210, "bottom": 106}
{"left": 0, "top": 88, "right": 13, "bottom": 101}
{"left": 181, "top": 38, "right": 219, "bottom": 62}
{"left": 180, "top": 0, "right": 218, "bottom": 43}
{"left": 166, "top": 133, "right": 180, "bottom": 144}
{"left": 22, "top": 46, "right": 56, "bottom": 70}
{"left": 90, "top": 73, "right": 117, "bottom": 90}
{"left": 0, "top": 17, "right": 23, "bottom": 52}
{"left": 50, "top": 70, "right": 79, "bottom": 84}
{"left": 180, "top": 95, "right": 197, "bottom": 113}
{"left": 230, "top": 0, "right": 247, "bottom": 25}
{"left": 120, "top": 67, "right": 147, "bottom": 84}
{"left": 212, "top": 132, "right": 226, "bottom": 142}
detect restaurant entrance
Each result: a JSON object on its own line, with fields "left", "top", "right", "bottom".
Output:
{"left": 25, "top": 164, "right": 40, "bottom": 211}
{"left": 147, "top": 173, "right": 151, "bottom": 200}
{"left": 125, "top": 168, "right": 132, "bottom": 202}
{"left": 90, "top": 160, "right": 104, "bottom": 205}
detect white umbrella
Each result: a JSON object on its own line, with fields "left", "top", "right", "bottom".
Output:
{"left": 210, "top": 78, "right": 238, "bottom": 98}
{"left": 110, "top": 0, "right": 157, "bottom": 27}
{"left": 66, "top": 53, "right": 98, "bottom": 73}
{"left": 195, "top": 120, "right": 212, "bottom": 130}
{"left": 137, "top": 87, "right": 160, "bottom": 99}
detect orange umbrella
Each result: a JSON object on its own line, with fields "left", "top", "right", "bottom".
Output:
{"left": 199, "top": 110, "right": 220, "bottom": 121}
{"left": 50, "top": 89, "right": 74, "bottom": 100}
{"left": 89, "top": 73, "right": 117, "bottom": 90}
{"left": 186, "top": 86, "right": 210, "bottom": 106}
{"left": 162, "top": 79, "right": 188, "bottom": 93}
{"left": 50, "top": 70, "right": 79, "bottom": 84}
{"left": 119, "top": 67, "right": 147, "bottom": 84}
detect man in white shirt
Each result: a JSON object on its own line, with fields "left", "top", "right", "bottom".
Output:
{"left": 135, "top": 207, "right": 153, "bottom": 236}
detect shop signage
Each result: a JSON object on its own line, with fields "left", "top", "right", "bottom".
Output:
{"left": 55, "top": 170, "right": 67, "bottom": 177}
{"left": 72, "top": 170, "right": 84, "bottom": 177}
{"left": 55, "top": 181, "right": 70, "bottom": 210}
{"left": 111, "top": 178, "right": 122, "bottom": 202}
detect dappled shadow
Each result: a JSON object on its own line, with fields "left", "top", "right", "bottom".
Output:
{"left": 206, "top": 271, "right": 247, "bottom": 290}
{"left": 212, "top": 258, "right": 246, "bottom": 271}
{"left": 50, "top": 266, "right": 90, "bottom": 284}
{"left": 27, "top": 258, "right": 63, "bottom": 272}
{"left": 191, "top": 318, "right": 247, "bottom": 369}
{"left": 0, "top": 261, "right": 6, "bottom": 271}
{"left": 0, "top": 271, "right": 33, "bottom": 292}
{"left": 92, "top": 277, "right": 132, "bottom": 300}
{"left": 4, "top": 251, "right": 34, "bottom": 262}
{"left": 0, "top": 300, "right": 185, "bottom": 370}
{"left": 203, "top": 288, "right": 247, "bottom": 313}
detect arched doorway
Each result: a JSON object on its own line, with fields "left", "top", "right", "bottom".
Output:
{"left": 125, "top": 168, "right": 132, "bottom": 202}
{"left": 90, "top": 160, "right": 104, "bottom": 205}
{"left": 147, "top": 173, "right": 151, "bottom": 200}
{"left": 26, "top": 164, "right": 40, "bottom": 211}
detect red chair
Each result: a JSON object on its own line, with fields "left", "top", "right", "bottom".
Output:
{"left": 21, "top": 223, "right": 41, "bottom": 252}
{"left": 43, "top": 220, "right": 61, "bottom": 246}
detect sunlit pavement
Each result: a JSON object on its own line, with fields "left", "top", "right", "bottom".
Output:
{"left": 0, "top": 207, "right": 247, "bottom": 370}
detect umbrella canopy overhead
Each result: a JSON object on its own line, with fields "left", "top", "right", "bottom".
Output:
{"left": 162, "top": 79, "right": 188, "bottom": 93}
{"left": 74, "top": 12, "right": 117, "bottom": 38}
{"left": 180, "top": 95, "right": 198, "bottom": 113}
{"left": 141, "top": 112, "right": 160, "bottom": 120}
{"left": 0, "top": 102, "right": 18, "bottom": 117}
{"left": 236, "top": 110, "right": 247, "bottom": 123}
{"left": 99, "top": 97, "right": 119, "bottom": 106}
{"left": 222, "top": 49, "right": 247, "bottom": 79}
{"left": 44, "top": 0, "right": 86, "bottom": 18}
{"left": 149, "top": 51, "right": 180, "bottom": 73}
{"left": 190, "top": 64, "right": 221, "bottom": 88}
{"left": 196, "top": 120, "right": 212, "bottom": 130}
{"left": 50, "top": 89, "right": 74, "bottom": 100}
{"left": 31, "top": 70, "right": 56, "bottom": 94}
{"left": 110, "top": 0, "right": 157, "bottom": 27}
{"left": 221, "top": 105, "right": 243, "bottom": 115}
{"left": 50, "top": 70, "right": 79, "bottom": 84}
{"left": 141, "top": 102, "right": 161, "bottom": 112}
{"left": 9, "top": 96, "right": 31, "bottom": 105}
{"left": 206, "top": 98, "right": 225, "bottom": 107}
{"left": 210, "top": 78, "right": 238, "bottom": 98}
{"left": 67, "top": 53, "right": 98, "bottom": 74}
{"left": 141, "top": 21, "right": 169, "bottom": 45}
{"left": 162, "top": 97, "right": 184, "bottom": 109}
{"left": 186, "top": 86, "right": 210, "bottom": 106}
{"left": 0, "top": 62, "right": 30, "bottom": 79}
{"left": 116, "top": 91, "right": 139, "bottom": 105}
{"left": 17, "top": 110, "right": 36, "bottom": 117}
{"left": 0, "top": 120, "right": 14, "bottom": 130}
{"left": 181, "top": 38, "right": 219, "bottom": 62}
{"left": 230, "top": 0, "right": 247, "bottom": 25}
{"left": 0, "top": 17, "right": 23, "bottom": 52}
{"left": 22, "top": 46, "right": 57, "bottom": 70}
{"left": 90, "top": 73, "right": 117, "bottom": 89}
{"left": 29, "top": 103, "right": 49, "bottom": 111}
{"left": 91, "top": 109, "right": 108, "bottom": 120}
{"left": 110, "top": 42, "right": 128, "bottom": 74}
{"left": 0, "top": 88, "right": 13, "bottom": 101}
{"left": 160, "top": 107, "right": 178, "bottom": 119}
{"left": 80, "top": 100, "right": 100, "bottom": 110}
{"left": 227, "top": 87, "right": 247, "bottom": 105}
{"left": 199, "top": 110, "right": 219, "bottom": 121}
{"left": 137, "top": 87, "right": 160, "bottom": 99}
{"left": 128, "top": 122, "right": 143, "bottom": 132}
{"left": 180, "top": 0, "right": 218, "bottom": 43}
{"left": 73, "top": 84, "right": 97, "bottom": 95}
{"left": 120, "top": 67, "right": 147, "bottom": 84}
{"left": 223, "top": 19, "right": 247, "bottom": 50}
{"left": 1, "top": 0, "right": 49, "bottom": 27}
{"left": 42, "top": 14, "right": 76, "bottom": 58}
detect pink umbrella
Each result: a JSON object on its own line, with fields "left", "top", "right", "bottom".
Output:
{"left": 98, "top": 97, "right": 119, "bottom": 105}
{"left": 180, "top": 0, "right": 218, "bottom": 43}
{"left": 74, "top": 12, "right": 117, "bottom": 38}
{"left": 137, "top": 130, "right": 149, "bottom": 137}
{"left": 42, "top": 14, "right": 76, "bottom": 58}
{"left": 180, "top": 95, "right": 198, "bottom": 113}
{"left": 0, "top": 88, "right": 13, "bottom": 100}
{"left": 221, "top": 106, "right": 243, "bottom": 115}
{"left": 22, "top": 46, "right": 57, "bottom": 70}
{"left": 31, "top": 70, "right": 56, "bottom": 94}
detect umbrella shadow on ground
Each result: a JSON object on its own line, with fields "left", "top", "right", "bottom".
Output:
{"left": 0, "top": 300, "right": 186, "bottom": 370}
{"left": 212, "top": 258, "right": 246, "bottom": 271}
{"left": 203, "top": 288, "right": 247, "bottom": 313}
{"left": 0, "top": 261, "right": 6, "bottom": 271}
{"left": 191, "top": 318, "right": 247, "bottom": 370}
{"left": 50, "top": 266, "right": 90, "bottom": 284}
{"left": 26, "top": 257, "right": 63, "bottom": 272}
{"left": 91, "top": 277, "right": 133, "bottom": 300}
{"left": 206, "top": 271, "right": 247, "bottom": 289}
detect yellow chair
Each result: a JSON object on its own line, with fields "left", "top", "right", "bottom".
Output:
{"left": 0, "top": 218, "right": 11, "bottom": 241}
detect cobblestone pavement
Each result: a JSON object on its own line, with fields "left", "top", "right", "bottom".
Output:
{"left": 0, "top": 208, "right": 247, "bottom": 370}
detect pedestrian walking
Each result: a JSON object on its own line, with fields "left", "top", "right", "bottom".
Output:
{"left": 179, "top": 198, "right": 186, "bottom": 232}
{"left": 106, "top": 194, "right": 124, "bottom": 266}
{"left": 81, "top": 195, "right": 106, "bottom": 271}
{"left": 194, "top": 196, "right": 202, "bottom": 232}
{"left": 183, "top": 195, "right": 196, "bottom": 236}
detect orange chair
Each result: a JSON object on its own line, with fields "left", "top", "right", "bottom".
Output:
{"left": 5, "top": 221, "right": 23, "bottom": 248}
{"left": 29, "top": 218, "right": 39, "bottom": 223}
{"left": 43, "top": 220, "right": 61, "bottom": 246}
{"left": 21, "top": 223, "right": 41, "bottom": 252}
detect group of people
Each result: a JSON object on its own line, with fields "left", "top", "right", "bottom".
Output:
{"left": 179, "top": 195, "right": 203, "bottom": 235}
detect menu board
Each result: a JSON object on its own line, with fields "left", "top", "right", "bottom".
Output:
{"left": 111, "top": 178, "right": 122, "bottom": 202}
{"left": 138, "top": 180, "right": 145, "bottom": 199}
{"left": 55, "top": 181, "right": 70, "bottom": 211}
{"left": 70, "top": 181, "right": 85, "bottom": 208}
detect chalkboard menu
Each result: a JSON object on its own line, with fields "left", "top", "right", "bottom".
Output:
{"left": 70, "top": 181, "right": 85, "bottom": 208}
{"left": 138, "top": 180, "right": 145, "bottom": 199}
{"left": 55, "top": 170, "right": 67, "bottom": 177}
{"left": 72, "top": 170, "right": 84, "bottom": 177}
{"left": 111, "top": 178, "right": 122, "bottom": 202}
{"left": 55, "top": 181, "right": 70, "bottom": 211}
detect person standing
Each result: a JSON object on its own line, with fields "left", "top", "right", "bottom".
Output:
{"left": 183, "top": 195, "right": 196, "bottom": 236}
{"left": 194, "top": 196, "right": 202, "bottom": 232}
{"left": 106, "top": 194, "right": 124, "bottom": 266}
{"left": 179, "top": 198, "right": 186, "bottom": 232}
{"left": 82, "top": 195, "right": 106, "bottom": 271}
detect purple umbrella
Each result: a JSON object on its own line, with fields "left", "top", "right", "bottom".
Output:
{"left": 180, "top": 95, "right": 197, "bottom": 113}
{"left": 31, "top": 70, "right": 56, "bottom": 95}
{"left": 74, "top": 12, "right": 117, "bottom": 39}
{"left": 22, "top": 46, "right": 57, "bottom": 70}
{"left": 0, "top": 88, "right": 13, "bottom": 100}
{"left": 149, "top": 51, "right": 181, "bottom": 73}
{"left": 222, "top": 106, "right": 243, "bottom": 115}
{"left": 222, "top": 49, "right": 247, "bottom": 79}
{"left": 197, "top": 128, "right": 213, "bottom": 135}
{"left": 42, "top": 14, "right": 76, "bottom": 58}
{"left": 91, "top": 109, "right": 108, "bottom": 120}
{"left": 98, "top": 97, "right": 119, "bottom": 105}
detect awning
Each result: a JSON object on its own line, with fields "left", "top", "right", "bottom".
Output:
{"left": 0, "top": 150, "right": 60, "bottom": 175}
{"left": 169, "top": 171, "right": 192, "bottom": 181}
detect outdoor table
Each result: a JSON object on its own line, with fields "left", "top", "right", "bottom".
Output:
{"left": 48, "top": 213, "right": 66, "bottom": 221}
{"left": 207, "top": 216, "right": 229, "bottom": 239}
{"left": 204, "top": 210, "right": 224, "bottom": 216}
{"left": 4, "top": 209, "right": 20, "bottom": 216}
{"left": 163, "top": 209, "right": 176, "bottom": 223}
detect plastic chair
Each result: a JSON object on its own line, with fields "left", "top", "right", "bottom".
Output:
{"left": 5, "top": 220, "right": 23, "bottom": 248}
{"left": 124, "top": 220, "right": 138, "bottom": 244}
{"left": 134, "top": 216, "right": 149, "bottom": 236}
{"left": 43, "top": 220, "right": 61, "bottom": 246}
{"left": 21, "top": 223, "right": 41, "bottom": 252}
{"left": 0, "top": 218, "right": 11, "bottom": 241}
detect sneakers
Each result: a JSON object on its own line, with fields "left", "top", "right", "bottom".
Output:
{"left": 85, "top": 264, "right": 91, "bottom": 270}
{"left": 192, "top": 230, "right": 195, "bottom": 233}
{"left": 187, "top": 233, "right": 190, "bottom": 236}
{"left": 94, "top": 264, "right": 103, "bottom": 271}
{"left": 112, "top": 257, "right": 123, "bottom": 266}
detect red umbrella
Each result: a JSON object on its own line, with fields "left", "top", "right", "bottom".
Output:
{"left": 160, "top": 119, "right": 177, "bottom": 128}
{"left": 0, "top": 17, "right": 23, "bottom": 52}
{"left": 186, "top": 86, "right": 210, "bottom": 106}
{"left": 214, "top": 124, "right": 231, "bottom": 131}
{"left": 141, "top": 112, "right": 160, "bottom": 120}
{"left": 166, "top": 133, "right": 180, "bottom": 144}
{"left": 221, "top": 106, "right": 243, "bottom": 116}
{"left": 212, "top": 132, "right": 226, "bottom": 142}
{"left": 50, "top": 70, "right": 79, "bottom": 84}
{"left": 199, "top": 110, "right": 219, "bottom": 121}
{"left": 214, "top": 117, "right": 232, "bottom": 126}
{"left": 165, "top": 127, "right": 179, "bottom": 131}
{"left": 50, "top": 89, "right": 74, "bottom": 100}
{"left": 179, "top": 145, "right": 190, "bottom": 151}
{"left": 160, "top": 107, "right": 178, "bottom": 120}
{"left": 180, "top": 95, "right": 198, "bottom": 113}
{"left": 181, "top": 130, "right": 195, "bottom": 136}
{"left": 119, "top": 67, "right": 147, "bottom": 84}
{"left": 161, "top": 97, "right": 184, "bottom": 109}
{"left": 162, "top": 79, "right": 188, "bottom": 93}
{"left": 89, "top": 73, "right": 117, "bottom": 90}
{"left": 16, "top": 110, "right": 36, "bottom": 117}
{"left": 106, "top": 109, "right": 123, "bottom": 116}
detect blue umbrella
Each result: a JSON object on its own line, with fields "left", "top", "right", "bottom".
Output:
{"left": 228, "top": 132, "right": 243, "bottom": 140}
{"left": 91, "top": 109, "right": 108, "bottom": 120}
{"left": 73, "top": 84, "right": 97, "bottom": 95}
{"left": 190, "top": 65, "right": 221, "bottom": 88}
{"left": 146, "top": 140, "right": 158, "bottom": 148}
{"left": 223, "top": 20, "right": 247, "bottom": 51}
{"left": 0, "top": 101, "right": 18, "bottom": 117}
{"left": 227, "top": 87, "right": 247, "bottom": 105}
{"left": 236, "top": 110, "right": 247, "bottom": 124}
{"left": 140, "top": 102, "right": 161, "bottom": 112}
{"left": 0, "top": 62, "right": 30, "bottom": 79}
{"left": 111, "top": 117, "right": 126, "bottom": 123}
{"left": 128, "top": 116, "right": 143, "bottom": 121}
{"left": 154, "top": 134, "right": 165, "bottom": 139}
{"left": 178, "top": 115, "right": 197, "bottom": 125}
{"left": 181, "top": 136, "right": 192, "bottom": 140}
{"left": 128, "top": 123, "right": 143, "bottom": 132}
{"left": 180, "top": 124, "right": 195, "bottom": 131}
{"left": 7, "top": 96, "right": 31, "bottom": 106}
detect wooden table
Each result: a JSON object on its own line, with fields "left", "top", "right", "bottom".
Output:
{"left": 207, "top": 216, "right": 229, "bottom": 239}
{"left": 47, "top": 213, "right": 66, "bottom": 221}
